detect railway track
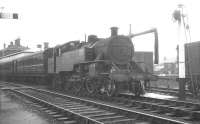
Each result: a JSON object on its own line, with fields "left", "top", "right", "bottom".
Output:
{"left": 68, "top": 90, "right": 200, "bottom": 124}
{"left": 0, "top": 84, "right": 186, "bottom": 124}
{"left": 97, "top": 93, "right": 200, "bottom": 124}
{"left": 0, "top": 81, "right": 199, "bottom": 124}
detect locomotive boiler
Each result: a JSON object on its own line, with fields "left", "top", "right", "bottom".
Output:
{"left": 94, "top": 27, "right": 133, "bottom": 65}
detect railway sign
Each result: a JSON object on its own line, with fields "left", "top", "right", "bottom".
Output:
{"left": 0, "top": 12, "right": 18, "bottom": 19}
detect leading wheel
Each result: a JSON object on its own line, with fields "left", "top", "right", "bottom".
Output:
{"left": 85, "top": 78, "right": 96, "bottom": 94}
{"left": 102, "top": 78, "right": 116, "bottom": 97}
{"left": 134, "top": 80, "right": 144, "bottom": 97}
{"left": 52, "top": 76, "right": 62, "bottom": 90}
{"left": 72, "top": 81, "right": 82, "bottom": 94}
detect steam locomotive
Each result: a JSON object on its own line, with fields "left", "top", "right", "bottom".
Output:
{"left": 0, "top": 27, "right": 158, "bottom": 96}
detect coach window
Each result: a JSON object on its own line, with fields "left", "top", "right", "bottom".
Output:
{"left": 59, "top": 48, "right": 61, "bottom": 56}
{"left": 56, "top": 48, "right": 61, "bottom": 56}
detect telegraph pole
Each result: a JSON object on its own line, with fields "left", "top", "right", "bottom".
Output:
{"left": 176, "top": 45, "right": 179, "bottom": 77}
{"left": 129, "top": 24, "right": 132, "bottom": 35}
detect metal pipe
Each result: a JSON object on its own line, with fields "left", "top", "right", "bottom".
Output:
{"left": 129, "top": 28, "right": 159, "bottom": 64}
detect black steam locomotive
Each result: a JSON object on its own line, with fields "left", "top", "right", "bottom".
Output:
{"left": 0, "top": 27, "right": 158, "bottom": 96}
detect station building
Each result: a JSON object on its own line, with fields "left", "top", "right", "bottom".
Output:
{"left": 0, "top": 38, "right": 29, "bottom": 57}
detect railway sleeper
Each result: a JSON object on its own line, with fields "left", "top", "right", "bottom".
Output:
{"left": 72, "top": 108, "right": 99, "bottom": 113}
{"left": 164, "top": 112, "right": 177, "bottom": 117}
{"left": 41, "top": 108, "right": 77, "bottom": 123}
{"left": 167, "top": 103, "right": 182, "bottom": 107}
{"left": 142, "top": 108, "right": 155, "bottom": 111}
{"left": 172, "top": 110, "right": 189, "bottom": 117}
{"left": 33, "top": 104, "right": 44, "bottom": 108}
{"left": 48, "top": 111, "right": 58, "bottom": 115}
{"left": 103, "top": 118, "right": 136, "bottom": 124}
{"left": 94, "top": 115, "right": 126, "bottom": 122}
{"left": 63, "top": 105, "right": 87, "bottom": 109}
{"left": 40, "top": 107, "right": 49, "bottom": 110}
{"left": 132, "top": 101, "right": 157, "bottom": 109}
{"left": 63, "top": 120, "right": 77, "bottom": 124}
{"left": 156, "top": 101, "right": 171, "bottom": 106}
{"left": 148, "top": 98, "right": 199, "bottom": 110}
{"left": 62, "top": 102, "right": 80, "bottom": 105}
{"left": 63, "top": 120, "right": 78, "bottom": 124}
{"left": 130, "top": 103, "right": 145, "bottom": 109}
{"left": 61, "top": 103, "right": 84, "bottom": 106}
{"left": 179, "top": 116, "right": 194, "bottom": 121}
{"left": 54, "top": 101, "right": 74, "bottom": 105}
{"left": 52, "top": 114, "right": 66, "bottom": 118}
{"left": 56, "top": 117, "right": 70, "bottom": 121}
{"left": 183, "top": 106, "right": 199, "bottom": 111}
{"left": 68, "top": 106, "right": 94, "bottom": 111}
{"left": 190, "top": 111, "right": 200, "bottom": 121}
{"left": 141, "top": 104, "right": 154, "bottom": 110}
{"left": 142, "top": 101, "right": 170, "bottom": 109}
{"left": 143, "top": 106, "right": 162, "bottom": 113}
{"left": 45, "top": 110, "right": 55, "bottom": 113}
{"left": 44, "top": 108, "right": 59, "bottom": 114}
{"left": 78, "top": 110, "right": 106, "bottom": 115}
{"left": 88, "top": 112, "right": 116, "bottom": 118}
{"left": 173, "top": 105, "right": 192, "bottom": 110}
{"left": 148, "top": 103, "right": 189, "bottom": 115}
{"left": 116, "top": 98, "right": 130, "bottom": 104}
{"left": 116, "top": 100, "right": 132, "bottom": 107}
{"left": 81, "top": 111, "right": 108, "bottom": 116}
{"left": 146, "top": 105, "right": 163, "bottom": 112}
{"left": 123, "top": 103, "right": 133, "bottom": 107}
{"left": 129, "top": 102, "right": 138, "bottom": 107}
{"left": 153, "top": 109, "right": 171, "bottom": 114}
{"left": 190, "top": 105, "right": 200, "bottom": 111}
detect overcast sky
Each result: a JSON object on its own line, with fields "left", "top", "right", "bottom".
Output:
{"left": 0, "top": 0, "right": 199, "bottom": 62}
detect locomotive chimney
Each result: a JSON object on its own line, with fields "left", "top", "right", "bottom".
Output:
{"left": 15, "top": 38, "right": 20, "bottom": 46}
{"left": 10, "top": 41, "right": 13, "bottom": 46}
{"left": 88, "top": 35, "right": 98, "bottom": 43}
{"left": 110, "top": 27, "right": 118, "bottom": 36}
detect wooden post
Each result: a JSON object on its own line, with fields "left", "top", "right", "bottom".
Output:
{"left": 177, "top": 78, "right": 186, "bottom": 100}
{"left": 176, "top": 45, "right": 179, "bottom": 77}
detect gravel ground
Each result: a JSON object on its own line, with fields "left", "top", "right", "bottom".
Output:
{"left": 0, "top": 90, "right": 61, "bottom": 124}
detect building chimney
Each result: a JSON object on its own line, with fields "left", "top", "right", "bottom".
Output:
{"left": 15, "top": 38, "right": 20, "bottom": 46}
{"left": 3, "top": 43, "right": 6, "bottom": 48}
{"left": 44, "top": 42, "right": 49, "bottom": 49}
{"left": 110, "top": 27, "right": 118, "bottom": 36}
{"left": 10, "top": 42, "right": 13, "bottom": 46}
{"left": 88, "top": 35, "right": 98, "bottom": 43}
